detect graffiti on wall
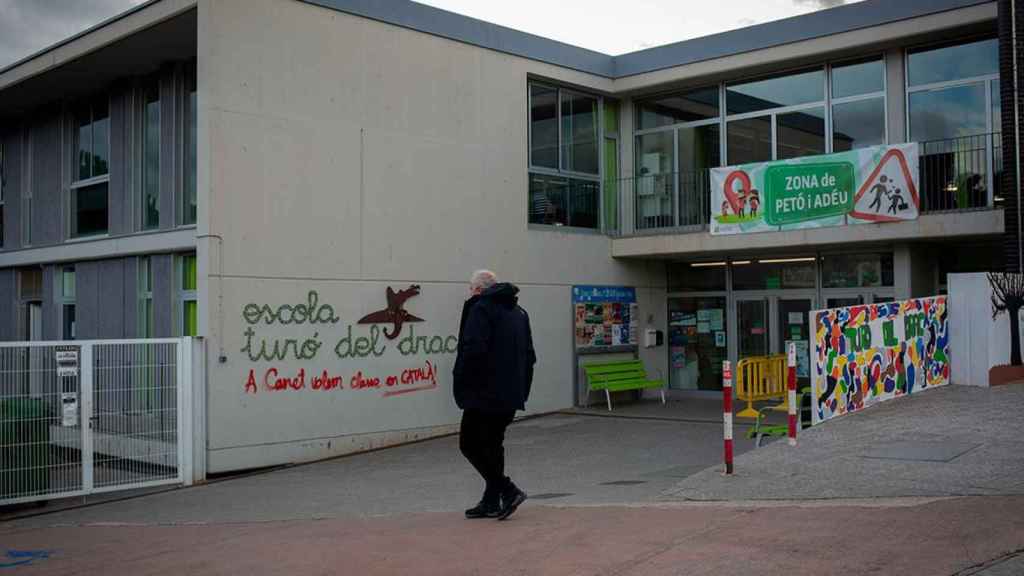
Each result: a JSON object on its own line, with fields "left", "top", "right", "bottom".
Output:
{"left": 812, "top": 296, "right": 949, "bottom": 424}
{"left": 240, "top": 288, "right": 458, "bottom": 398}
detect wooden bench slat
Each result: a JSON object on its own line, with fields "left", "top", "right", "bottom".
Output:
{"left": 582, "top": 359, "right": 665, "bottom": 412}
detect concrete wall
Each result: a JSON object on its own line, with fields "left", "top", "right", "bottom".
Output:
{"left": 0, "top": 65, "right": 194, "bottom": 252}
{"left": 949, "top": 272, "right": 1023, "bottom": 387}
{"left": 198, "top": 0, "right": 664, "bottom": 473}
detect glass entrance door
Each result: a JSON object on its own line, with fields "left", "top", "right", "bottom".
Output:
{"left": 778, "top": 298, "right": 812, "bottom": 388}
{"left": 736, "top": 298, "right": 769, "bottom": 360}
{"left": 668, "top": 296, "right": 728, "bottom": 390}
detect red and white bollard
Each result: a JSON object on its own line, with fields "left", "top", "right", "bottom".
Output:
{"left": 723, "top": 360, "right": 734, "bottom": 474}
{"left": 787, "top": 342, "right": 798, "bottom": 446}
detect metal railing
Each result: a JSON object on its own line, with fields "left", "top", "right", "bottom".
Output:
{"left": 625, "top": 170, "right": 712, "bottom": 233}
{"left": 0, "top": 338, "right": 193, "bottom": 505}
{"left": 610, "top": 133, "right": 1003, "bottom": 237}
{"left": 918, "top": 132, "right": 1001, "bottom": 213}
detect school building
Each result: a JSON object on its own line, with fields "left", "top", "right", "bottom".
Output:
{"left": 0, "top": 0, "right": 1016, "bottom": 474}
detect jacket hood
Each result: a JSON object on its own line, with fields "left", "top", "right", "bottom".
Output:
{"left": 481, "top": 282, "right": 519, "bottom": 307}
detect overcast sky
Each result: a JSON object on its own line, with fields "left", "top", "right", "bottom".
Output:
{"left": 0, "top": 0, "right": 858, "bottom": 69}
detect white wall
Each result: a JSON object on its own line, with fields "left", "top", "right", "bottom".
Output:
{"left": 197, "top": 0, "right": 665, "bottom": 473}
{"left": 949, "top": 273, "right": 1022, "bottom": 387}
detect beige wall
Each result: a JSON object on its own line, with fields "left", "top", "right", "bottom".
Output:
{"left": 198, "top": 0, "right": 664, "bottom": 472}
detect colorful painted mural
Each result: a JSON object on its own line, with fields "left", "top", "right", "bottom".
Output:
{"left": 812, "top": 297, "right": 949, "bottom": 424}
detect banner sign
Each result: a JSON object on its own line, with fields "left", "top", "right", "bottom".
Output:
{"left": 572, "top": 286, "right": 636, "bottom": 304}
{"left": 711, "top": 143, "right": 919, "bottom": 235}
{"left": 573, "top": 286, "right": 638, "bottom": 349}
{"left": 812, "top": 296, "right": 949, "bottom": 425}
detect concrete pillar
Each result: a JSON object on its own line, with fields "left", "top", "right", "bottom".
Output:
{"left": 885, "top": 48, "right": 906, "bottom": 144}
{"left": 894, "top": 244, "right": 939, "bottom": 299}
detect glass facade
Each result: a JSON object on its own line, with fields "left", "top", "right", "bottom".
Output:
{"left": 561, "top": 91, "right": 599, "bottom": 174}
{"left": 821, "top": 253, "right": 894, "bottom": 288}
{"left": 638, "top": 87, "right": 719, "bottom": 129}
{"left": 776, "top": 108, "right": 826, "bottom": 160}
{"left": 907, "top": 38, "right": 999, "bottom": 212}
{"left": 143, "top": 80, "right": 161, "bottom": 230}
{"left": 726, "top": 117, "right": 772, "bottom": 164}
{"left": 182, "top": 70, "right": 198, "bottom": 226}
{"left": 726, "top": 69, "right": 824, "bottom": 114}
{"left": 72, "top": 96, "right": 110, "bottom": 238}
{"left": 832, "top": 98, "right": 886, "bottom": 151}
{"left": 528, "top": 82, "right": 605, "bottom": 229}
{"left": 668, "top": 296, "right": 727, "bottom": 391}
{"left": 71, "top": 183, "right": 109, "bottom": 238}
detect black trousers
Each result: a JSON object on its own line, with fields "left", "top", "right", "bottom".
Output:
{"left": 459, "top": 409, "right": 516, "bottom": 502}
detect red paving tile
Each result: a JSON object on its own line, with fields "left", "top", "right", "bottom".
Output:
{"left": 3, "top": 495, "right": 1023, "bottom": 575}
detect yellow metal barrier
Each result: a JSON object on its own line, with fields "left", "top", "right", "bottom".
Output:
{"left": 735, "top": 354, "right": 787, "bottom": 419}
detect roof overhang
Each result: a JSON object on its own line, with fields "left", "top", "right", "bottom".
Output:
{"left": 0, "top": 0, "right": 196, "bottom": 122}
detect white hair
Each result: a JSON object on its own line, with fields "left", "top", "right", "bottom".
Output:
{"left": 470, "top": 269, "right": 498, "bottom": 293}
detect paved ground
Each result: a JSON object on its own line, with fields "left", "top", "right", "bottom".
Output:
{"left": 666, "top": 384, "right": 1024, "bottom": 501}
{"left": 0, "top": 385, "right": 1022, "bottom": 575}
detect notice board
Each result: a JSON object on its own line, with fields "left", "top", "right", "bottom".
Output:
{"left": 572, "top": 286, "right": 638, "bottom": 350}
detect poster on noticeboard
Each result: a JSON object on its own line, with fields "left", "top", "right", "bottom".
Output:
{"left": 573, "top": 286, "right": 638, "bottom": 349}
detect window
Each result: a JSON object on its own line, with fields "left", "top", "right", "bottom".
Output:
{"left": 71, "top": 97, "right": 109, "bottom": 238}
{"left": 638, "top": 87, "right": 719, "bottom": 129}
{"left": 667, "top": 262, "right": 727, "bottom": 292}
{"left": 143, "top": 80, "right": 160, "bottom": 230}
{"left": 139, "top": 257, "right": 154, "bottom": 337}
{"left": 179, "top": 254, "right": 197, "bottom": 337}
{"left": 726, "top": 116, "right": 772, "bottom": 164}
{"left": 732, "top": 258, "right": 816, "bottom": 290}
{"left": 831, "top": 58, "right": 886, "bottom": 151}
{"left": 182, "top": 68, "right": 197, "bottom": 226}
{"left": 726, "top": 69, "right": 824, "bottom": 115}
{"left": 776, "top": 107, "right": 826, "bottom": 160}
{"left": 59, "top": 267, "right": 76, "bottom": 340}
{"left": 528, "top": 81, "right": 605, "bottom": 228}
{"left": 907, "top": 38, "right": 999, "bottom": 210}
{"left": 561, "top": 91, "right": 599, "bottom": 174}
{"left": 908, "top": 38, "right": 998, "bottom": 142}
{"left": 725, "top": 69, "right": 827, "bottom": 164}
{"left": 635, "top": 86, "right": 722, "bottom": 229}
{"left": 821, "top": 253, "right": 894, "bottom": 288}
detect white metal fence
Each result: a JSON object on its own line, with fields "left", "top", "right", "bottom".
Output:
{"left": 0, "top": 338, "right": 193, "bottom": 506}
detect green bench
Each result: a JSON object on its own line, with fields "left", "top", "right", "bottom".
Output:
{"left": 583, "top": 360, "right": 666, "bottom": 411}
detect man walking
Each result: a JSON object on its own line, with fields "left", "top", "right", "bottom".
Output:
{"left": 453, "top": 270, "right": 536, "bottom": 520}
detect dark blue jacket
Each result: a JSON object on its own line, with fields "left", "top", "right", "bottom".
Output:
{"left": 453, "top": 283, "right": 536, "bottom": 412}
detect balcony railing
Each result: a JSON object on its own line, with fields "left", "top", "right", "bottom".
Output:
{"left": 918, "top": 132, "right": 1001, "bottom": 213}
{"left": 612, "top": 132, "right": 1003, "bottom": 237}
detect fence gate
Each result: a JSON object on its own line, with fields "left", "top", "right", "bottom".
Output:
{"left": 0, "top": 338, "right": 193, "bottom": 506}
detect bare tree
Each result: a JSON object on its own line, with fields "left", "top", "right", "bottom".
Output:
{"left": 989, "top": 272, "right": 1024, "bottom": 366}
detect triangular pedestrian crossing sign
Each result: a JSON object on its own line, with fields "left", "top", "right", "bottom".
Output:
{"left": 850, "top": 147, "right": 919, "bottom": 222}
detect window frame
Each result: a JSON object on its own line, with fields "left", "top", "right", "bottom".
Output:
{"left": 527, "top": 80, "right": 607, "bottom": 231}
{"left": 67, "top": 96, "right": 111, "bottom": 240}
{"left": 827, "top": 56, "right": 888, "bottom": 152}
{"left": 634, "top": 56, "right": 888, "bottom": 169}
{"left": 138, "top": 256, "right": 154, "bottom": 338}
{"left": 141, "top": 76, "right": 161, "bottom": 231}
{"left": 180, "top": 63, "right": 198, "bottom": 228}
{"left": 177, "top": 253, "right": 197, "bottom": 337}
{"left": 57, "top": 266, "right": 76, "bottom": 340}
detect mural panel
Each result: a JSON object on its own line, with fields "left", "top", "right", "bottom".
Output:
{"left": 812, "top": 297, "right": 949, "bottom": 424}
